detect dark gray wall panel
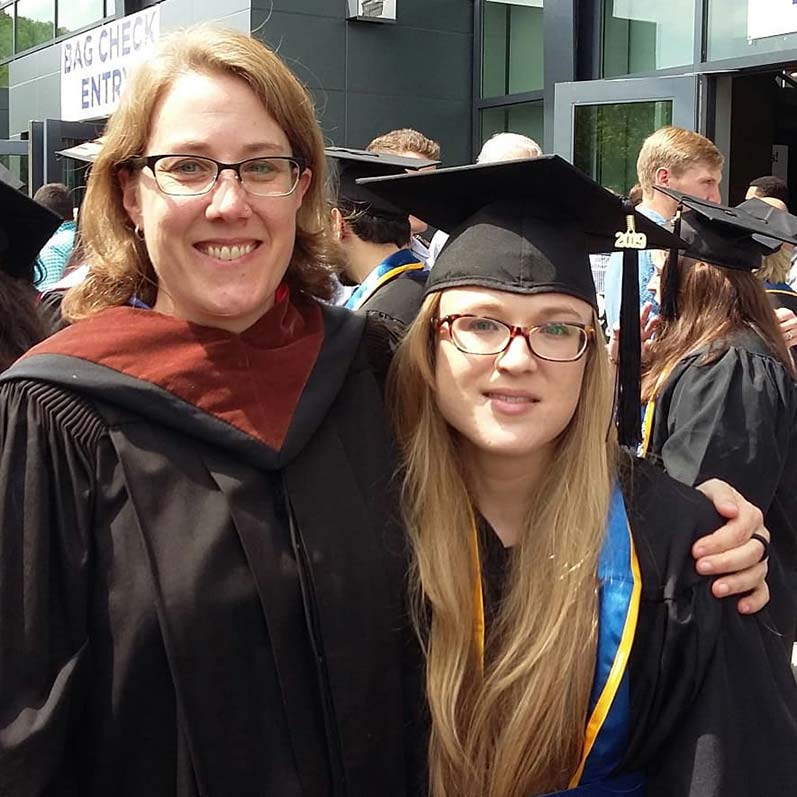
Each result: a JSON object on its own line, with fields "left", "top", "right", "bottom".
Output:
{"left": 347, "top": 25, "right": 471, "bottom": 101}
{"left": 346, "top": 92, "right": 471, "bottom": 165}
{"left": 253, "top": 11, "right": 346, "bottom": 91}
{"left": 310, "top": 87, "right": 346, "bottom": 144}
{"left": 253, "top": 0, "right": 337, "bottom": 18}
{"left": 396, "top": 0, "right": 473, "bottom": 34}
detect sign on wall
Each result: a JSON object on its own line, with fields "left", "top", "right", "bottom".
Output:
{"left": 346, "top": 0, "right": 397, "bottom": 22}
{"left": 61, "top": 6, "right": 161, "bottom": 122}
{"left": 748, "top": 0, "right": 797, "bottom": 40}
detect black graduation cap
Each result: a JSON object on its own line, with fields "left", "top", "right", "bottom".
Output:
{"left": 652, "top": 187, "right": 797, "bottom": 320}
{"left": 0, "top": 179, "right": 62, "bottom": 281}
{"left": 654, "top": 187, "right": 797, "bottom": 270}
{"left": 737, "top": 196, "right": 797, "bottom": 251}
{"left": 359, "top": 155, "right": 685, "bottom": 449}
{"left": 326, "top": 146, "right": 439, "bottom": 220}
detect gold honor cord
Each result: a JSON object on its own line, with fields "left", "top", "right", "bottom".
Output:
{"left": 467, "top": 503, "right": 486, "bottom": 673}
{"left": 351, "top": 261, "right": 426, "bottom": 309}
{"left": 568, "top": 522, "right": 641, "bottom": 787}
{"left": 640, "top": 368, "right": 673, "bottom": 457}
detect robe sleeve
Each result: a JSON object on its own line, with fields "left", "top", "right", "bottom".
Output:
{"left": 622, "top": 459, "right": 797, "bottom": 796}
{"left": 0, "top": 379, "right": 103, "bottom": 795}
{"left": 659, "top": 346, "right": 796, "bottom": 510}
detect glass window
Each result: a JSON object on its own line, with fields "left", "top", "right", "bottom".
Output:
{"left": 603, "top": 0, "right": 695, "bottom": 77}
{"left": 707, "top": 0, "right": 797, "bottom": 61}
{"left": 15, "top": 0, "right": 55, "bottom": 53}
{"left": 57, "top": 0, "right": 103, "bottom": 36}
{"left": 0, "top": 62, "right": 8, "bottom": 88}
{"left": 1, "top": 4, "right": 12, "bottom": 59}
{"left": 573, "top": 100, "right": 672, "bottom": 195}
{"left": 482, "top": 0, "right": 543, "bottom": 97}
{"left": 480, "top": 101, "right": 544, "bottom": 150}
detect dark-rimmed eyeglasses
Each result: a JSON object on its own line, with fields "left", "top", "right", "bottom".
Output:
{"left": 124, "top": 154, "right": 306, "bottom": 197}
{"left": 437, "top": 314, "right": 594, "bottom": 362}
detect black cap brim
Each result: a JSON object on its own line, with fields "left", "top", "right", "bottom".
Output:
{"left": 327, "top": 146, "right": 439, "bottom": 218}
{"left": 0, "top": 180, "right": 63, "bottom": 281}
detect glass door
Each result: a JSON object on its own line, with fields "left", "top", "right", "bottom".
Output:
{"left": 553, "top": 75, "right": 702, "bottom": 195}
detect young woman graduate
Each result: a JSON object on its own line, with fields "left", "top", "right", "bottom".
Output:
{"left": 641, "top": 188, "right": 797, "bottom": 647}
{"left": 358, "top": 157, "right": 797, "bottom": 797}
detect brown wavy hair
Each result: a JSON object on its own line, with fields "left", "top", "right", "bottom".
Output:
{"left": 643, "top": 256, "right": 795, "bottom": 401}
{"left": 63, "top": 25, "right": 338, "bottom": 321}
{"left": 388, "top": 293, "right": 617, "bottom": 796}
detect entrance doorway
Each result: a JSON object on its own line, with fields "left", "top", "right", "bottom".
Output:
{"left": 725, "top": 69, "right": 797, "bottom": 209}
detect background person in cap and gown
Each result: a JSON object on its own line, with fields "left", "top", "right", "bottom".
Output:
{"left": 360, "top": 156, "right": 797, "bottom": 797}
{"left": 366, "top": 127, "right": 442, "bottom": 264}
{"left": 327, "top": 147, "right": 437, "bottom": 326}
{"left": 642, "top": 188, "right": 797, "bottom": 650}
{"left": 0, "top": 180, "right": 62, "bottom": 371}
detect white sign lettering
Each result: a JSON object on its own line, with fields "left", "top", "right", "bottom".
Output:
{"left": 748, "top": 0, "right": 797, "bottom": 40}
{"left": 61, "top": 7, "right": 160, "bottom": 121}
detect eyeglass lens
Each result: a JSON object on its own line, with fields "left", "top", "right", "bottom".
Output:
{"left": 152, "top": 156, "right": 300, "bottom": 197}
{"left": 450, "top": 316, "right": 589, "bottom": 361}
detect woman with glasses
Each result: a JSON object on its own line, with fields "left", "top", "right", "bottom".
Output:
{"left": 0, "top": 26, "right": 425, "bottom": 797}
{"left": 361, "top": 158, "right": 797, "bottom": 796}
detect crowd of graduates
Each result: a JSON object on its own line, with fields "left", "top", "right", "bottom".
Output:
{"left": 2, "top": 23, "right": 797, "bottom": 797}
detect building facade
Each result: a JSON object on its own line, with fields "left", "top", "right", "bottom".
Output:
{"left": 3, "top": 1, "right": 797, "bottom": 205}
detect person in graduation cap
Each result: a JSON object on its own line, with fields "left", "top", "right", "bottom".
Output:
{"left": 327, "top": 146, "right": 437, "bottom": 325}
{"left": 359, "top": 156, "right": 797, "bottom": 797}
{"left": 0, "top": 26, "right": 426, "bottom": 797}
{"left": 741, "top": 195, "right": 797, "bottom": 319}
{"left": 642, "top": 187, "right": 797, "bottom": 646}
{"left": 0, "top": 179, "right": 62, "bottom": 370}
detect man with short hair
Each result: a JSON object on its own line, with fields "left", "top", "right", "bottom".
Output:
{"left": 32, "top": 183, "right": 77, "bottom": 291}
{"left": 746, "top": 175, "right": 789, "bottom": 206}
{"left": 367, "top": 128, "right": 442, "bottom": 264}
{"left": 329, "top": 148, "right": 432, "bottom": 324}
{"left": 603, "top": 126, "right": 724, "bottom": 329}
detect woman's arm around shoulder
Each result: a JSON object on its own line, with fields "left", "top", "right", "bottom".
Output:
{"left": 621, "top": 457, "right": 797, "bottom": 796}
{"left": 0, "top": 378, "right": 104, "bottom": 795}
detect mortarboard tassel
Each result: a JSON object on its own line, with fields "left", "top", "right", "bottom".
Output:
{"left": 616, "top": 200, "right": 644, "bottom": 449}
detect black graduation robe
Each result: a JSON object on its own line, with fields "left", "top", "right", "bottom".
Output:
{"left": 644, "top": 327, "right": 797, "bottom": 644}
{"left": 0, "top": 297, "right": 426, "bottom": 797}
{"left": 478, "top": 454, "right": 797, "bottom": 796}
{"left": 359, "top": 270, "right": 428, "bottom": 326}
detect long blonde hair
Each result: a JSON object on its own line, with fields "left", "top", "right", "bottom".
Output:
{"left": 388, "top": 293, "right": 617, "bottom": 797}
{"left": 64, "top": 25, "right": 338, "bottom": 321}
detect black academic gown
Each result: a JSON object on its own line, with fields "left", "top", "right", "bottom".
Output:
{"left": 359, "top": 271, "right": 428, "bottom": 326}
{"left": 478, "top": 455, "right": 797, "bottom": 796}
{"left": 0, "top": 300, "right": 425, "bottom": 797}
{"left": 644, "top": 327, "right": 797, "bottom": 643}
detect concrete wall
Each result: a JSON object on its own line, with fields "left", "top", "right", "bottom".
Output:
{"left": 252, "top": 0, "right": 473, "bottom": 163}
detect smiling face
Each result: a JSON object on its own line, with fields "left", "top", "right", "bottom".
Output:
{"left": 433, "top": 287, "right": 593, "bottom": 471}
{"left": 119, "top": 70, "right": 311, "bottom": 332}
